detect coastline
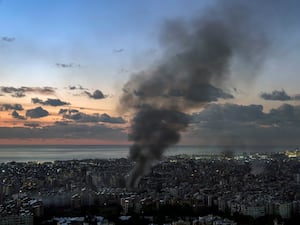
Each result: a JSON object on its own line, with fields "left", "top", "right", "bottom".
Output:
{"left": 0, "top": 145, "right": 296, "bottom": 163}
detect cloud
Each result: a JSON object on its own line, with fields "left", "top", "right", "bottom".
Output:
{"left": 294, "top": 95, "right": 300, "bottom": 100}
{"left": 24, "top": 122, "right": 40, "bottom": 128}
{"left": 260, "top": 89, "right": 300, "bottom": 101}
{"left": 265, "top": 104, "right": 300, "bottom": 126}
{"left": 84, "top": 90, "right": 106, "bottom": 99}
{"left": 98, "top": 113, "right": 126, "bottom": 124}
{"left": 1, "top": 86, "right": 19, "bottom": 94}
{"left": 12, "top": 110, "right": 26, "bottom": 120}
{"left": 31, "top": 98, "right": 43, "bottom": 104}
{"left": 260, "top": 90, "right": 291, "bottom": 101}
{"left": 2, "top": 102, "right": 300, "bottom": 145}
{"left": 1, "top": 36, "right": 15, "bottom": 42}
{"left": 32, "top": 98, "right": 70, "bottom": 106}
{"left": 26, "top": 107, "right": 49, "bottom": 118}
{"left": 113, "top": 48, "right": 124, "bottom": 53}
{"left": 56, "top": 63, "right": 81, "bottom": 68}
{"left": 60, "top": 109, "right": 126, "bottom": 124}
{"left": 191, "top": 103, "right": 264, "bottom": 123}
{"left": 54, "top": 121, "right": 69, "bottom": 126}
{"left": 26, "top": 87, "right": 55, "bottom": 95}
{"left": 191, "top": 103, "right": 300, "bottom": 128}
{"left": 0, "top": 124, "right": 126, "bottom": 141}
{"left": 58, "top": 108, "right": 79, "bottom": 114}
{"left": 166, "top": 84, "right": 234, "bottom": 102}
{"left": 0, "top": 86, "right": 55, "bottom": 97}
{"left": 0, "top": 104, "right": 23, "bottom": 111}
{"left": 68, "top": 85, "right": 86, "bottom": 90}
{"left": 11, "top": 92, "right": 26, "bottom": 98}
{"left": 188, "top": 103, "right": 300, "bottom": 145}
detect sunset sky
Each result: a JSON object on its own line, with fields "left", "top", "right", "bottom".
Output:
{"left": 1, "top": 0, "right": 300, "bottom": 146}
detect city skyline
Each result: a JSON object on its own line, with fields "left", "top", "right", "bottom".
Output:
{"left": 1, "top": 0, "right": 300, "bottom": 146}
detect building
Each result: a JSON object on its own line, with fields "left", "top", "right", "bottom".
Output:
{"left": 241, "top": 205, "right": 265, "bottom": 218}
{"left": 0, "top": 215, "right": 33, "bottom": 225}
{"left": 195, "top": 215, "right": 236, "bottom": 225}
{"left": 120, "top": 198, "right": 130, "bottom": 215}
{"left": 274, "top": 202, "right": 292, "bottom": 219}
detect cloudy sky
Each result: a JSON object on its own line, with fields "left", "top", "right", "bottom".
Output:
{"left": 1, "top": 0, "right": 300, "bottom": 146}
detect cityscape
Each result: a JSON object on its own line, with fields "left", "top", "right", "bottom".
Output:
{"left": 1, "top": 0, "right": 300, "bottom": 224}
{"left": 0, "top": 149, "right": 299, "bottom": 224}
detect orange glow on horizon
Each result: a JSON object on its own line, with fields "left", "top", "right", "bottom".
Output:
{"left": 0, "top": 138, "right": 130, "bottom": 146}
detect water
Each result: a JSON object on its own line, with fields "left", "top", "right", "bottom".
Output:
{"left": 0, "top": 145, "right": 291, "bottom": 163}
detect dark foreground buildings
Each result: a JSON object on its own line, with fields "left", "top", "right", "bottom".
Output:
{"left": 0, "top": 150, "right": 299, "bottom": 224}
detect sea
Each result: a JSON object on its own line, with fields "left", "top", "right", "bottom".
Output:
{"left": 0, "top": 145, "right": 293, "bottom": 163}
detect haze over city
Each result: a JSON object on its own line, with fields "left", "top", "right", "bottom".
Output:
{"left": 1, "top": 0, "right": 300, "bottom": 147}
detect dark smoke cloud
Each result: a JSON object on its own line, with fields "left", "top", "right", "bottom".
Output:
{"left": 260, "top": 89, "right": 300, "bottom": 101}
{"left": 120, "top": 0, "right": 269, "bottom": 189}
{"left": 26, "top": 107, "right": 49, "bottom": 118}
{"left": 126, "top": 107, "right": 189, "bottom": 188}
{"left": 32, "top": 97, "right": 70, "bottom": 106}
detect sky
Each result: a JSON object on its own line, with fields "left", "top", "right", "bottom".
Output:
{"left": 1, "top": 0, "right": 300, "bottom": 146}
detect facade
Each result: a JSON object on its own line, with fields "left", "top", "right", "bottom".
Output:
{"left": 241, "top": 205, "right": 265, "bottom": 218}
{"left": 274, "top": 202, "right": 292, "bottom": 219}
{"left": 0, "top": 215, "right": 33, "bottom": 225}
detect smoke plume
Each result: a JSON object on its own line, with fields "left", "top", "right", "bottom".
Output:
{"left": 120, "top": 0, "right": 268, "bottom": 189}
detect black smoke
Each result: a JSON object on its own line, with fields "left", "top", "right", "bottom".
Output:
{"left": 126, "top": 107, "right": 189, "bottom": 188}
{"left": 120, "top": 1, "right": 269, "bottom": 189}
